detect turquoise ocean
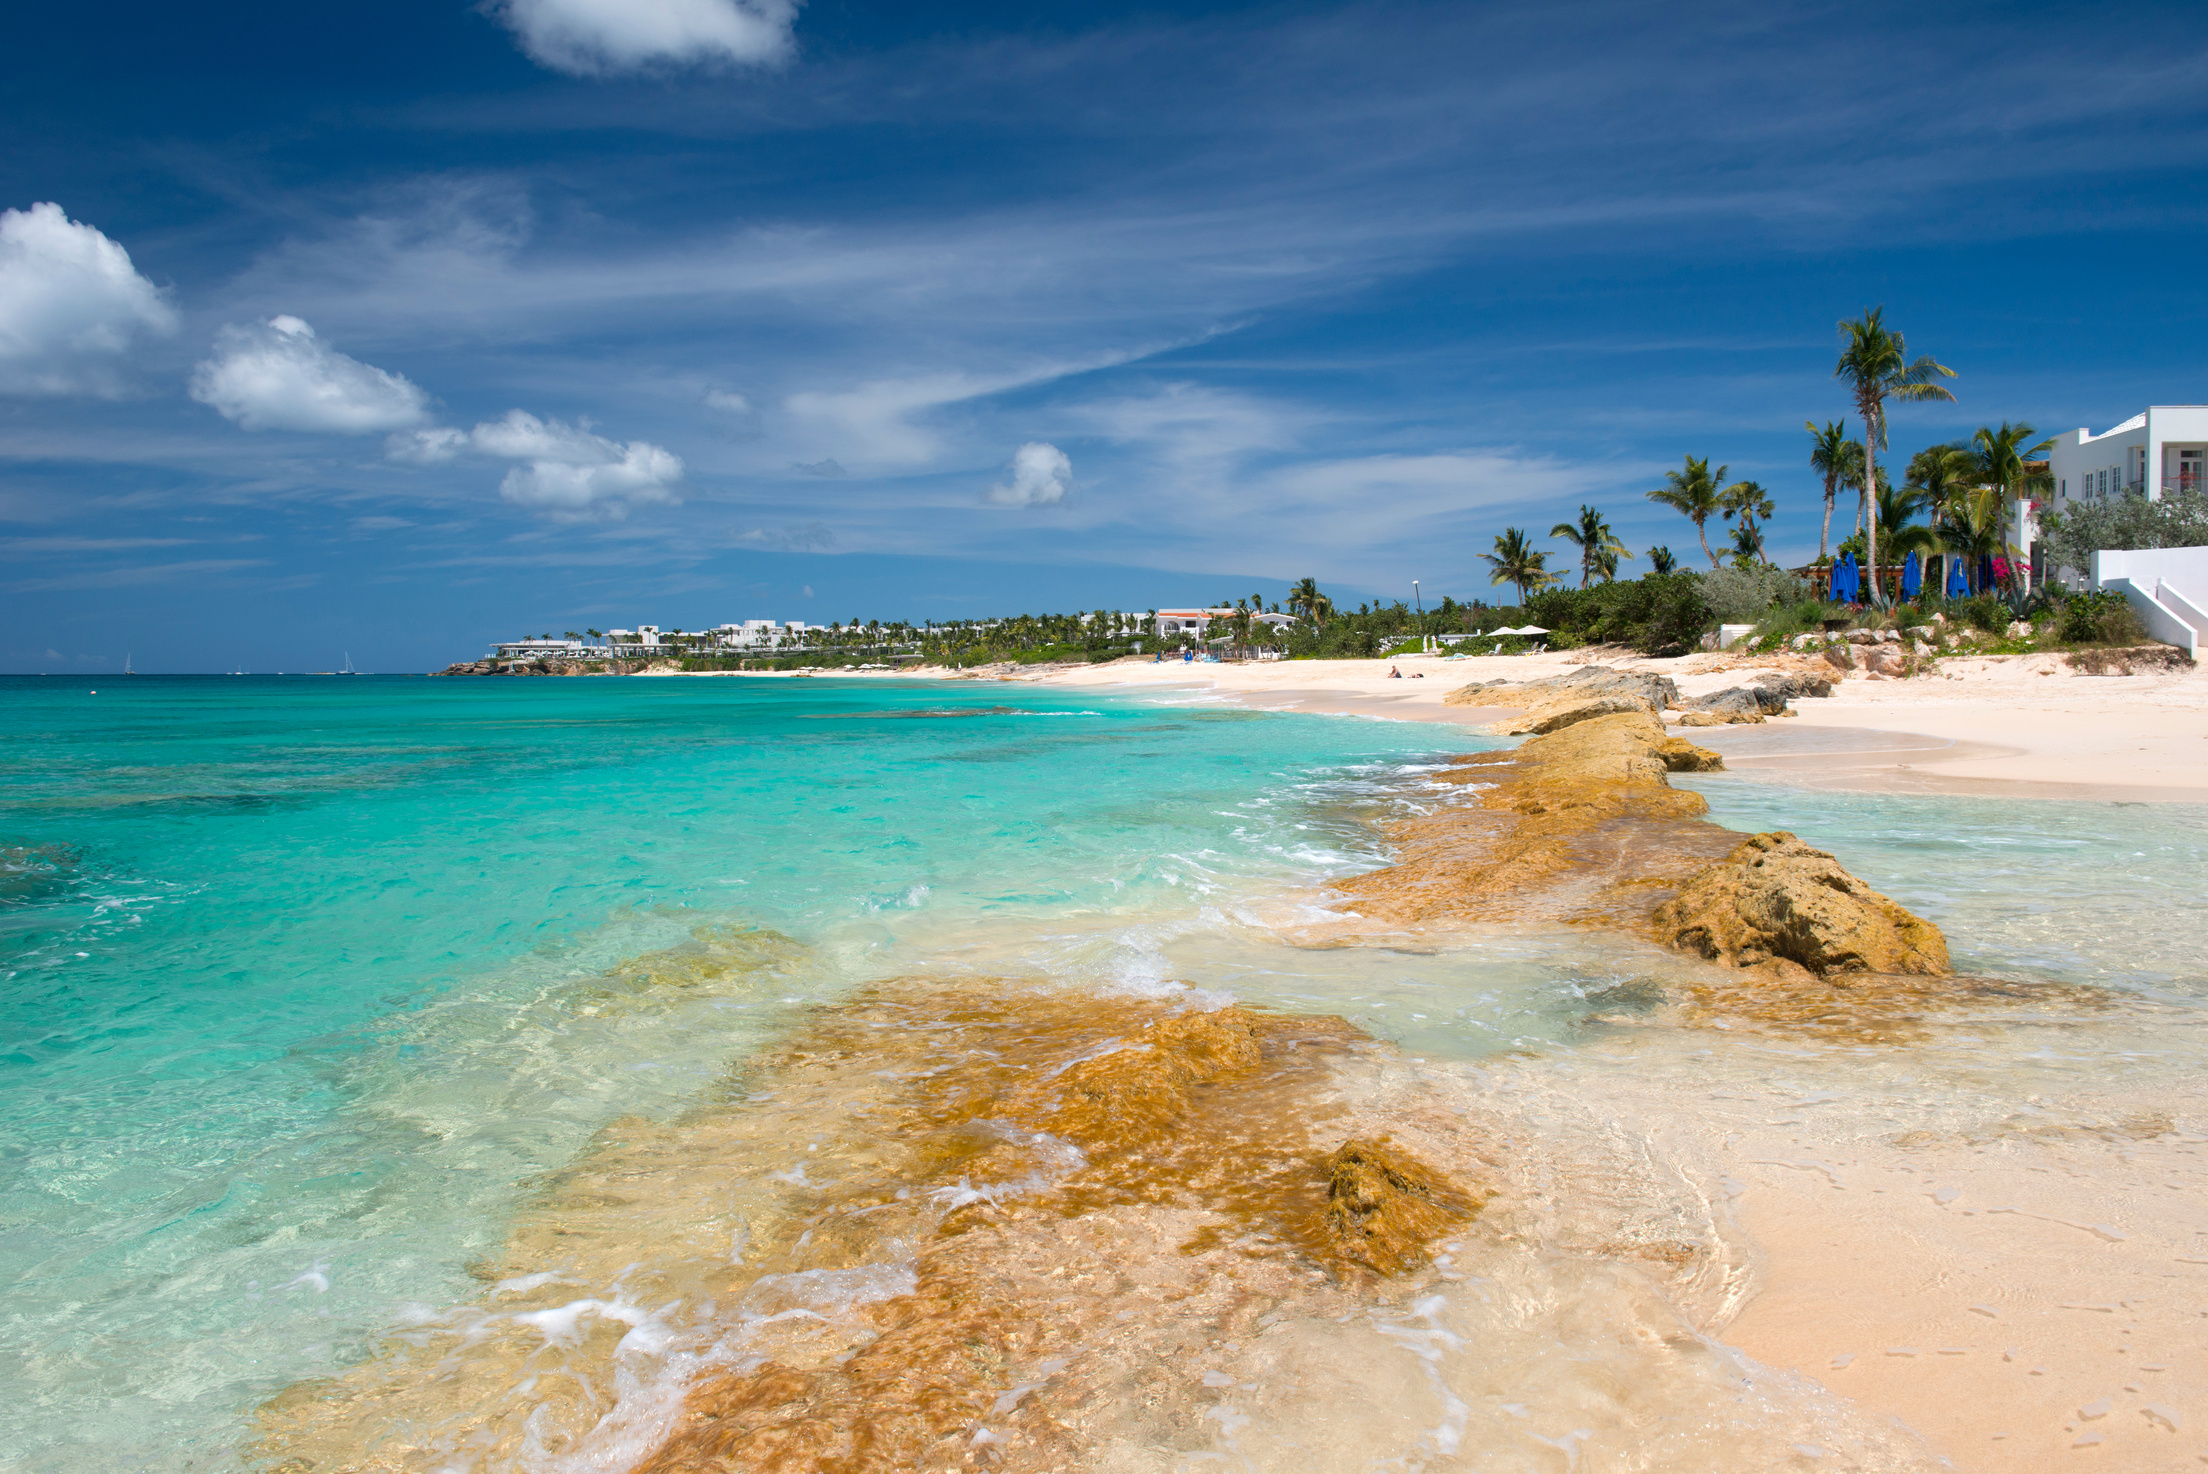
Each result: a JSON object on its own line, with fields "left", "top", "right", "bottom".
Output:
{"left": 3, "top": 674, "right": 2204, "bottom": 1471}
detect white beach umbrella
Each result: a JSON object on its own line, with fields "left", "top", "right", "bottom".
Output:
{"left": 1513, "top": 625, "right": 1551, "bottom": 636}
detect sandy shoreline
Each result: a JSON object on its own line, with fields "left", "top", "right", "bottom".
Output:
{"left": 1000, "top": 649, "right": 2208, "bottom": 804}
{"left": 689, "top": 647, "right": 2208, "bottom": 802}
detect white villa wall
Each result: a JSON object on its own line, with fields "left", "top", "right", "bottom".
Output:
{"left": 2092, "top": 546, "right": 2208, "bottom": 658}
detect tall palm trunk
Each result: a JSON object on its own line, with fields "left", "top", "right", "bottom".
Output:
{"left": 1695, "top": 518, "right": 1714, "bottom": 569}
{"left": 1859, "top": 408, "right": 1882, "bottom": 606}
{"left": 1818, "top": 477, "right": 1835, "bottom": 562}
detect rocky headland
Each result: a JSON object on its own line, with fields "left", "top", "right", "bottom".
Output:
{"left": 1336, "top": 698, "right": 1976, "bottom": 1031}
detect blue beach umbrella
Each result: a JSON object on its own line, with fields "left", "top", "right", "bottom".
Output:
{"left": 1834, "top": 552, "right": 1859, "bottom": 603}
{"left": 1945, "top": 555, "right": 1969, "bottom": 598}
{"left": 1979, "top": 554, "right": 1997, "bottom": 593}
{"left": 1901, "top": 551, "right": 1922, "bottom": 601}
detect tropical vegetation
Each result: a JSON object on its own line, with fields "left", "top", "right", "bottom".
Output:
{"left": 1832, "top": 307, "right": 1958, "bottom": 604}
{"left": 1550, "top": 504, "right": 1631, "bottom": 587}
{"left": 1647, "top": 455, "right": 1726, "bottom": 568}
{"left": 1481, "top": 527, "right": 1557, "bottom": 605}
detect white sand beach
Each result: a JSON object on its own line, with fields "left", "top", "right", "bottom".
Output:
{"left": 1008, "top": 649, "right": 2208, "bottom": 803}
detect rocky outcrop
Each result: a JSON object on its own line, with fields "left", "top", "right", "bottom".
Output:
{"left": 1675, "top": 670, "right": 1829, "bottom": 722}
{"left": 434, "top": 658, "right": 629, "bottom": 676}
{"left": 1445, "top": 665, "right": 1681, "bottom": 735}
{"left": 1684, "top": 684, "right": 1786, "bottom": 717}
{"left": 1334, "top": 710, "right": 1723, "bottom": 925}
{"left": 1651, "top": 831, "right": 1951, "bottom": 977}
{"left": 1746, "top": 671, "right": 1833, "bottom": 701}
{"left": 1655, "top": 735, "right": 1724, "bottom": 771}
{"left": 1337, "top": 712, "right": 1954, "bottom": 1011}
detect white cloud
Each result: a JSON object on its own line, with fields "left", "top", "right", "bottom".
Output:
{"left": 782, "top": 372, "right": 989, "bottom": 468}
{"left": 0, "top": 202, "right": 176, "bottom": 396}
{"left": 384, "top": 409, "right": 683, "bottom": 517}
{"left": 704, "top": 389, "right": 750, "bottom": 413}
{"left": 191, "top": 316, "right": 431, "bottom": 433}
{"left": 496, "top": 0, "right": 797, "bottom": 76}
{"left": 986, "top": 442, "right": 1074, "bottom": 507}
{"left": 385, "top": 425, "right": 469, "bottom": 464}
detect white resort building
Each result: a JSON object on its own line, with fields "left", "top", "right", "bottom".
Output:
{"left": 2046, "top": 405, "right": 2208, "bottom": 508}
{"left": 2045, "top": 406, "right": 2208, "bottom": 658}
{"left": 1152, "top": 608, "right": 1238, "bottom": 639}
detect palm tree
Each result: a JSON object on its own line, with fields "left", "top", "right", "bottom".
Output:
{"left": 1906, "top": 443, "right": 1979, "bottom": 521}
{"left": 1645, "top": 545, "right": 1678, "bottom": 575}
{"left": 1904, "top": 443, "right": 1978, "bottom": 589}
{"left": 1805, "top": 420, "right": 1856, "bottom": 562}
{"left": 1834, "top": 308, "right": 1958, "bottom": 604}
{"left": 1728, "top": 519, "right": 1765, "bottom": 566}
{"left": 1972, "top": 421, "right": 2055, "bottom": 578}
{"left": 1648, "top": 456, "right": 1726, "bottom": 568}
{"left": 1287, "top": 578, "right": 1332, "bottom": 627}
{"left": 1549, "top": 504, "right": 1630, "bottom": 587}
{"left": 1481, "top": 528, "right": 1555, "bottom": 606}
{"left": 1875, "top": 478, "right": 1940, "bottom": 577}
{"left": 1719, "top": 480, "right": 1776, "bottom": 564}
{"left": 1942, "top": 484, "right": 2008, "bottom": 593}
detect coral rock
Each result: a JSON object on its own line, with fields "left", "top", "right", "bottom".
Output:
{"left": 1674, "top": 709, "right": 1762, "bottom": 727}
{"left": 1655, "top": 736, "right": 1724, "bottom": 772}
{"left": 1651, "top": 831, "right": 1950, "bottom": 976}
{"left": 1315, "top": 1138, "right": 1484, "bottom": 1276}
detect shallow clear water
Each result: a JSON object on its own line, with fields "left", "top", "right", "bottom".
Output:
{"left": 4, "top": 676, "right": 2204, "bottom": 1472}
{"left": 1676, "top": 777, "right": 2208, "bottom": 1000}
{"left": 0, "top": 675, "right": 1455, "bottom": 1470}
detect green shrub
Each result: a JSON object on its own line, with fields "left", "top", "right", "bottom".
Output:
{"left": 1747, "top": 598, "right": 1831, "bottom": 646}
{"left": 2043, "top": 488, "right": 2208, "bottom": 577}
{"left": 1700, "top": 565, "right": 1809, "bottom": 624}
{"left": 2057, "top": 589, "right": 2148, "bottom": 646}
{"left": 1521, "top": 573, "right": 1711, "bottom": 656}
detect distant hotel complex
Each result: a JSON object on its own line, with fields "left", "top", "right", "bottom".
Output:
{"left": 490, "top": 608, "right": 1306, "bottom": 663}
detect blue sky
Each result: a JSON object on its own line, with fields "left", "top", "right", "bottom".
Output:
{"left": 4, "top": 0, "right": 2206, "bottom": 671}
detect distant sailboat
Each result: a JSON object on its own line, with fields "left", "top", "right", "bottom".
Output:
{"left": 124, "top": 653, "right": 135, "bottom": 675}
{"left": 342, "top": 652, "right": 356, "bottom": 675}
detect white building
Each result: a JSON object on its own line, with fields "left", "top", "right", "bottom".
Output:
{"left": 2047, "top": 406, "right": 2208, "bottom": 510}
{"left": 494, "top": 638, "right": 589, "bottom": 659}
{"left": 1153, "top": 608, "right": 1237, "bottom": 639}
{"left": 707, "top": 621, "right": 788, "bottom": 648}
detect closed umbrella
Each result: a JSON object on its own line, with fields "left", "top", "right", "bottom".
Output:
{"left": 1901, "top": 551, "right": 1922, "bottom": 601}
{"left": 1945, "top": 555, "right": 1969, "bottom": 598}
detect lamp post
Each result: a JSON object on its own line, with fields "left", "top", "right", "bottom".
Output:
{"left": 1411, "top": 579, "right": 1425, "bottom": 653}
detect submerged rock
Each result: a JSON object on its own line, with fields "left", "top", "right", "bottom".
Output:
{"left": 1651, "top": 831, "right": 1950, "bottom": 977}
{"left": 1316, "top": 1138, "right": 1484, "bottom": 1276}
{"left": 1674, "top": 709, "right": 1762, "bottom": 726}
